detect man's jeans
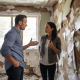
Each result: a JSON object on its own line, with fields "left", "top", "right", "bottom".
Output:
{"left": 6, "top": 65, "right": 24, "bottom": 80}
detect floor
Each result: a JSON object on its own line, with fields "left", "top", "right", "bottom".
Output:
{"left": 0, "top": 74, "right": 42, "bottom": 80}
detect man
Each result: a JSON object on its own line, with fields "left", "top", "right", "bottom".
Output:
{"left": 1, "top": 14, "right": 38, "bottom": 80}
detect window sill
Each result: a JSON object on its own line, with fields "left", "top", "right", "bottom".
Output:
{"left": 23, "top": 49, "right": 39, "bottom": 52}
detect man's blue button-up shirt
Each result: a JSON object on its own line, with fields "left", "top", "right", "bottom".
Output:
{"left": 1, "top": 27, "right": 26, "bottom": 70}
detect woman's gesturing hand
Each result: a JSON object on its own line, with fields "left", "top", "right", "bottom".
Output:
{"left": 48, "top": 41, "right": 53, "bottom": 48}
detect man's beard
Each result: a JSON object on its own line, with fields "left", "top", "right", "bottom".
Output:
{"left": 20, "top": 25, "right": 24, "bottom": 30}
{"left": 20, "top": 22, "right": 25, "bottom": 30}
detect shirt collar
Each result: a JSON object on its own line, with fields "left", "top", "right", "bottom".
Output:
{"left": 12, "top": 27, "right": 21, "bottom": 34}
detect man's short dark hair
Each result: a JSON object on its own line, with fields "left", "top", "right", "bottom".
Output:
{"left": 15, "top": 14, "right": 27, "bottom": 25}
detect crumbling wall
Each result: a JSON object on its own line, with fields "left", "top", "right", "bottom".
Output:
{"left": 0, "top": 0, "right": 80, "bottom": 80}
{"left": 52, "top": 0, "right": 80, "bottom": 80}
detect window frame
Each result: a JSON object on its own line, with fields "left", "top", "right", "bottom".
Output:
{"left": 0, "top": 13, "right": 41, "bottom": 52}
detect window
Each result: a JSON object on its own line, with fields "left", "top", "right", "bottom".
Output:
{"left": 0, "top": 16, "right": 11, "bottom": 49}
{"left": 23, "top": 17, "right": 38, "bottom": 49}
{"left": 0, "top": 14, "right": 40, "bottom": 51}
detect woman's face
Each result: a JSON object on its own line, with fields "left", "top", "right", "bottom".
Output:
{"left": 45, "top": 24, "right": 54, "bottom": 34}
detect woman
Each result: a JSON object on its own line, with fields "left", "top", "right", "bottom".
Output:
{"left": 39, "top": 22, "right": 61, "bottom": 80}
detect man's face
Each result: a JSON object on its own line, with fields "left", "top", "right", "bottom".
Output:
{"left": 20, "top": 18, "right": 27, "bottom": 30}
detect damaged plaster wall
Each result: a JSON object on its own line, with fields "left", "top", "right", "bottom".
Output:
{"left": 0, "top": 4, "right": 50, "bottom": 76}
{"left": 52, "top": 0, "right": 65, "bottom": 31}
{"left": 52, "top": 0, "right": 80, "bottom": 80}
{"left": 0, "top": 0, "right": 80, "bottom": 80}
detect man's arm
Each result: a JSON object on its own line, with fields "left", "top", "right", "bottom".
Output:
{"left": 23, "top": 43, "right": 30, "bottom": 50}
{"left": 1, "top": 31, "right": 21, "bottom": 67}
{"left": 5, "top": 55, "right": 21, "bottom": 67}
{"left": 23, "top": 38, "right": 38, "bottom": 50}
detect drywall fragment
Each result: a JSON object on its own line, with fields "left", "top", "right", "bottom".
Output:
{"left": 58, "top": 0, "right": 62, "bottom": 3}
{"left": 0, "top": 11, "right": 8, "bottom": 15}
{"left": 70, "top": 62, "right": 76, "bottom": 70}
{"left": 34, "top": 6, "right": 53, "bottom": 12}
{"left": 11, "top": 10, "right": 18, "bottom": 13}
{"left": 61, "top": 50, "right": 67, "bottom": 58}
{"left": 46, "top": 7, "right": 53, "bottom": 12}
{"left": 68, "top": 70, "right": 74, "bottom": 80}
{"left": 7, "top": 5, "right": 15, "bottom": 9}
{"left": 75, "top": 42, "right": 79, "bottom": 47}
{"left": 67, "top": 31, "right": 74, "bottom": 42}
{"left": 68, "top": 70, "right": 78, "bottom": 80}
{"left": 0, "top": 55, "right": 4, "bottom": 62}
{"left": 71, "top": 30, "right": 74, "bottom": 37}
{"left": 24, "top": 52, "right": 39, "bottom": 67}
{"left": 21, "top": 10, "right": 27, "bottom": 13}
{"left": 53, "top": 9, "right": 58, "bottom": 21}
{"left": 75, "top": 16, "right": 80, "bottom": 31}
{"left": 67, "top": 50, "right": 74, "bottom": 67}
{"left": 6, "top": 9, "right": 11, "bottom": 13}
{"left": 67, "top": 57, "right": 72, "bottom": 66}
{"left": 70, "top": 8, "right": 74, "bottom": 23}
{"left": 58, "top": 12, "right": 62, "bottom": 24}
{"left": 67, "top": 49, "right": 76, "bottom": 70}
{"left": 66, "top": 30, "right": 74, "bottom": 42}
{"left": 33, "top": 66, "right": 41, "bottom": 76}
{"left": 57, "top": 68, "right": 64, "bottom": 80}
{"left": 67, "top": 41, "right": 74, "bottom": 54}
{"left": 75, "top": 8, "right": 79, "bottom": 12}
{"left": 58, "top": 50, "right": 67, "bottom": 67}
{"left": 63, "top": 32, "right": 65, "bottom": 40}
{"left": 58, "top": 57, "right": 63, "bottom": 67}
{"left": 78, "top": 74, "right": 80, "bottom": 80}
{"left": 53, "top": 9, "right": 62, "bottom": 30}
{"left": 75, "top": 42, "right": 80, "bottom": 51}
{"left": 65, "top": 27, "right": 70, "bottom": 36}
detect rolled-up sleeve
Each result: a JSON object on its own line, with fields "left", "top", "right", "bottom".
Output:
{"left": 1, "top": 31, "right": 17, "bottom": 57}
{"left": 56, "top": 37, "right": 61, "bottom": 54}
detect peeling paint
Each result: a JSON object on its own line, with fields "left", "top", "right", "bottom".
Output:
{"left": 75, "top": 8, "right": 79, "bottom": 12}
{"left": 58, "top": 0, "right": 63, "bottom": 3}
{"left": 69, "top": 8, "right": 74, "bottom": 23}
{"left": 7, "top": 5, "right": 15, "bottom": 9}
{"left": 0, "top": 0, "right": 80, "bottom": 79}
{"left": 75, "top": 16, "right": 80, "bottom": 31}
{"left": 53, "top": 9, "right": 62, "bottom": 30}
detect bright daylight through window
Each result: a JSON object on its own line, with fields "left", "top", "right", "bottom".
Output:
{"left": 0, "top": 16, "right": 38, "bottom": 50}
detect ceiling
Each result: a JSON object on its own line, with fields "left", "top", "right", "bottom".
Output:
{"left": 0, "top": 0, "right": 58, "bottom": 7}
